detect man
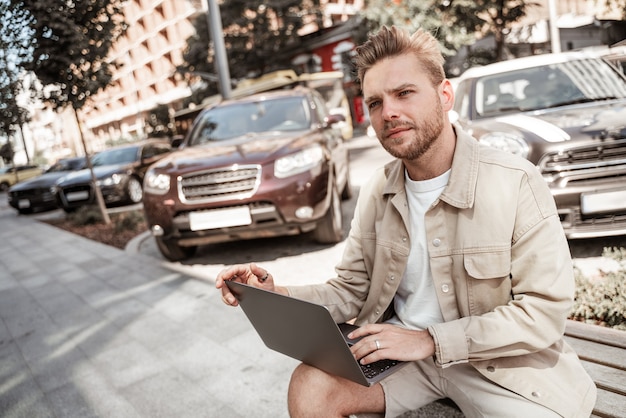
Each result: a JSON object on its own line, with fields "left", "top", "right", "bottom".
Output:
{"left": 216, "top": 26, "right": 596, "bottom": 417}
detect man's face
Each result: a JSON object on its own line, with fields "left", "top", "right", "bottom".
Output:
{"left": 362, "top": 53, "right": 452, "bottom": 161}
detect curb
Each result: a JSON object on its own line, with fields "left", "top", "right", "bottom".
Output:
{"left": 125, "top": 229, "right": 152, "bottom": 254}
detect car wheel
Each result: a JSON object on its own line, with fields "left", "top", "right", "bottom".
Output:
{"left": 313, "top": 183, "right": 343, "bottom": 244}
{"left": 155, "top": 236, "right": 197, "bottom": 261}
{"left": 127, "top": 177, "right": 143, "bottom": 203}
{"left": 0, "top": 182, "right": 9, "bottom": 191}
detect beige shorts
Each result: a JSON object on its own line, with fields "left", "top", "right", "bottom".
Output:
{"left": 379, "top": 358, "right": 561, "bottom": 418}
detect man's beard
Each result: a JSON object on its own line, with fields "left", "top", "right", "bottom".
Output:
{"left": 379, "top": 101, "right": 444, "bottom": 160}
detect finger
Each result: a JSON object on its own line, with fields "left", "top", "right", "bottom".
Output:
{"left": 249, "top": 263, "right": 269, "bottom": 283}
{"left": 347, "top": 323, "right": 384, "bottom": 339}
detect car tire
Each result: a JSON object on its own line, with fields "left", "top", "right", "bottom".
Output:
{"left": 127, "top": 177, "right": 143, "bottom": 203}
{"left": 0, "top": 182, "right": 9, "bottom": 191}
{"left": 313, "top": 183, "right": 343, "bottom": 244}
{"left": 155, "top": 236, "right": 197, "bottom": 261}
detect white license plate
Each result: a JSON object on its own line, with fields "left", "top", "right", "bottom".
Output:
{"left": 18, "top": 199, "right": 30, "bottom": 209}
{"left": 189, "top": 206, "right": 252, "bottom": 231}
{"left": 66, "top": 191, "right": 89, "bottom": 202}
{"left": 580, "top": 189, "right": 626, "bottom": 215}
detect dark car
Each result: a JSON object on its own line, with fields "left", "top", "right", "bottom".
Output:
{"left": 7, "top": 157, "right": 87, "bottom": 214}
{"left": 451, "top": 50, "right": 626, "bottom": 239}
{"left": 55, "top": 139, "right": 173, "bottom": 212}
{"left": 142, "top": 86, "right": 351, "bottom": 261}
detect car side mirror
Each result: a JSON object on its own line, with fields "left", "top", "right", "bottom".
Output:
{"left": 171, "top": 135, "right": 185, "bottom": 148}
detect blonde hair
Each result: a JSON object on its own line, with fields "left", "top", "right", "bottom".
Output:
{"left": 354, "top": 26, "right": 445, "bottom": 87}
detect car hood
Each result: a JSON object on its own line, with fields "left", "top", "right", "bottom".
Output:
{"left": 475, "top": 99, "right": 626, "bottom": 143}
{"left": 57, "top": 164, "right": 132, "bottom": 186}
{"left": 151, "top": 131, "right": 320, "bottom": 174}
{"left": 9, "top": 171, "right": 70, "bottom": 191}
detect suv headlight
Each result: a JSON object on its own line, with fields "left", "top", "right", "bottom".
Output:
{"left": 478, "top": 132, "right": 529, "bottom": 159}
{"left": 144, "top": 170, "right": 170, "bottom": 195}
{"left": 274, "top": 145, "right": 324, "bottom": 178}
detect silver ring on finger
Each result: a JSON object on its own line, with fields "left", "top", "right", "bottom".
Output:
{"left": 375, "top": 339, "right": 381, "bottom": 350}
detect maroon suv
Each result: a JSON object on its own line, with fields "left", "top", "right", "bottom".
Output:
{"left": 142, "top": 86, "right": 351, "bottom": 261}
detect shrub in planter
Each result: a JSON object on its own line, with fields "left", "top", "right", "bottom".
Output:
{"left": 571, "top": 247, "right": 626, "bottom": 331}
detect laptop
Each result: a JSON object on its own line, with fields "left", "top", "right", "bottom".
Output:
{"left": 226, "top": 280, "right": 406, "bottom": 387}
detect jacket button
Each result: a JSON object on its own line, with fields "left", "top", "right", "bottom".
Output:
{"left": 441, "top": 284, "right": 449, "bottom": 293}
{"left": 487, "top": 366, "right": 495, "bottom": 372}
{"left": 432, "top": 238, "right": 441, "bottom": 247}
{"left": 531, "top": 391, "right": 541, "bottom": 398}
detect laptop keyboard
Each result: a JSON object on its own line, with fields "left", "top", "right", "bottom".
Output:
{"left": 360, "top": 358, "right": 400, "bottom": 379}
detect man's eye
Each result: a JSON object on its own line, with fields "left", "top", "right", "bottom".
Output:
{"left": 399, "top": 90, "right": 411, "bottom": 97}
{"left": 368, "top": 101, "right": 380, "bottom": 110}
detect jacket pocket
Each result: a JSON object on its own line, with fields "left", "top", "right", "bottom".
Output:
{"left": 463, "top": 250, "right": 513, "bottom": 314}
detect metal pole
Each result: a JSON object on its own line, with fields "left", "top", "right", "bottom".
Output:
{"left": 206, "top": 0, "right": 232, "bottom": 99}
{"left": 548, "top": 0, "right": 561, "bottom": 53}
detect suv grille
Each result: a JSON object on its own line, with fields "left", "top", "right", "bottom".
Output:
{"left": 538, "top": 139, "right": 626, "bottom": 175}
{"left": 178, "top": 165, "right": 261, "bottom": 204}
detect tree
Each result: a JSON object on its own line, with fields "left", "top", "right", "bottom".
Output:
{"left": 18, "top": 0, "right": 126, "bottom": 223}
{"left": 146, "top": 104, "right": 174, "bottom": 138}
{"left": 360, "top": 0, "right": 474, "bottom": 58}
{"left": 439, "top": 0, "right": 540, "bottom": 62}
{"left": 178, "top": 0, "right": 324, "bottom": 105}
{"left": 0, "top": 0, "right": 34, "bottom": 162}
{"left": 361, "top": 0, "right": 538, "bottom": 64}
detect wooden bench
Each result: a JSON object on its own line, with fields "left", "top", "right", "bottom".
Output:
{"left": 402, "top": 320, "right": 626, "bottom": 417}
{"left": 564, "top": 320, "right": 626, "bottom": 418}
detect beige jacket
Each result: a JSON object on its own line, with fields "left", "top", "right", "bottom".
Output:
{"left": 288, "top": 126, "right": 596, "bottom": 417}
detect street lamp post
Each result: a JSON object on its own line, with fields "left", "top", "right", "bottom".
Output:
{"left": 203, "top": 0, "right": 232, "bottom": 99}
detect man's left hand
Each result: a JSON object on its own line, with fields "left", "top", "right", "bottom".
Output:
{"left": 347, "top": 323, "right": 435, "bottom": 365}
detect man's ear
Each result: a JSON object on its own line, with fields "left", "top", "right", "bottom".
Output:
{"left": 440, "top": 79, "right": 455, "bottom": 111}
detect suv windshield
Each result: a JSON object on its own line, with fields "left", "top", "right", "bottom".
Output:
{"left": 189, "top": 96, "right": 310, "bottom": 146}
{"left": 475, "top": 58, "right": 626, "bottom": 116}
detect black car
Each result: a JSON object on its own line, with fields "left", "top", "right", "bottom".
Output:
{"left": 7, "top": 157, "right": 87, "bottom": 214}
{"left": 452, "top": 50, "right": 626, "bottom": 239}
{"left": 55, "top": 139, "right": 173, "bottom": 212}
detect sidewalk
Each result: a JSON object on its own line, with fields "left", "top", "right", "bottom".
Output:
{"left": 0, "top": 204, "right": 296, "bottom": 417}
{"left": 1, "top": 191, "right": 619, "bottom": 417}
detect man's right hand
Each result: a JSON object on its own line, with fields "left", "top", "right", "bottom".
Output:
{"left": 215, "top": 263, "right": 287, "bottom": 306}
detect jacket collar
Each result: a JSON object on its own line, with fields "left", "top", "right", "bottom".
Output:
{"left": 382, "top": 123, "right": 479, "bottom": 209}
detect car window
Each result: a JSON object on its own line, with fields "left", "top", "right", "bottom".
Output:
{"left": 474, "top": 58, "right": 626, "bottom": 117}
{"left": 188, "top": 96, "right": 311, "bottom": 146}
{"left": 141, "top": 143, "right": 171, "bottom": 159}
{"left": 91, "top": 147, "right": 139, "bottom": 166}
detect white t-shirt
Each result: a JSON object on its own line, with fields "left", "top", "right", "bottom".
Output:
{"left": 387, "top": 169, "right": 450, "bottom": 330}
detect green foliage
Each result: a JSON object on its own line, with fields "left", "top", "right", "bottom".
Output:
{"left": 0, "top": 0, "right": 34, "bottom": 137}
{"left": 571, "top": 247, "right": 626, "bottom": 331}
{"left": 18, "top": 0, "right": 126, "bottom": 111}
{"left": 362, "top": 0, "right": 540, "bottom": 62}
{"left": 146, "top": 104, "right": 174, "bottom": 138}
{"left": 179, "top": 0, "right": 324, "bottom": 104}
{"left": 113, "top": 210, "right": 145, "bottom": 234}
{"left": 67, "top": 205, "right": 103, "bottom": 226}
{"left": 361, "top": 0, "right": 474, "bottom": 57}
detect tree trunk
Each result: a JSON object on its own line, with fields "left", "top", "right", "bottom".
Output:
{"left": 72, "top": 108, "right": 111, "bottom": 225}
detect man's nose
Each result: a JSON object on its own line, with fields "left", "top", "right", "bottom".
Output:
{"left": 381, "top": 101, "right": 401, "bottom": 120}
